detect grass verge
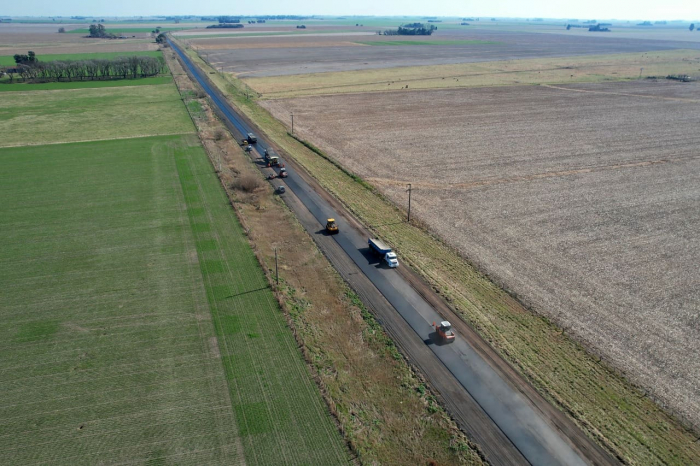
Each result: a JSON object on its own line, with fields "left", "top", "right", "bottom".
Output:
{"left": 180, "top": 42, "right": 700, "bottom": 465}
{"left": 171, "top": 137, "right": 349, "bottom": 464}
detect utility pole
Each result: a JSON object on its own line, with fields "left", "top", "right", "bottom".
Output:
{"left": 406, "top": 183, "right": 412, "bottom": 223}
{"left": 290, "top": 113, "right": 294, "bottom": 135}
{"left": 275, "top": 248, "right": 279, "bottom": 285}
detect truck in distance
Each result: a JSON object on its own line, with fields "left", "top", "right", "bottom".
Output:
{"left": 368, "top": 238, "right": 399, "bottom": 268}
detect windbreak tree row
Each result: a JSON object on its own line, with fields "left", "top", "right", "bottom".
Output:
{"left": 6, "top": 56, "right": 165, "bottom": 83}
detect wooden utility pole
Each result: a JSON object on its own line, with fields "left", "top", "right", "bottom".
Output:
{"left": 291, "top": 113, "right": 294, "bottom": 135}
{"left": 407, "top": 183, "right": 412, "bottom": 223}
{"left": 275, "top": 248, "right": 279, "bottom": 285}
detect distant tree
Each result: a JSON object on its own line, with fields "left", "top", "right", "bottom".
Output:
{"left": 691, "top": 23, "right": 695, "bottom": 31}
{"left": 88, "top": 23, "right": 113, "bottom": 38}
{"left": 395, "top": 23, "right": 436, "bottom": 36}
{"left": 13, "top": 51, "right": 37, "bottom": 65}
{"left": 566, "top": 24, "right": 571, "bottom": 30}
{"left": 155, "top": 33, "right": 167, "bottom": 44}
{"left": 58, "top": 27, "right": 66, "bottom": 33}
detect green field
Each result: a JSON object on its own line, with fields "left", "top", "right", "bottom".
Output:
{"left": 0, "top": 134, "right": 347, "bottom": 464}
{"left": 0, "top": 136, "right": 242, "bottom": 464}
{"left": 0, "top": 51, "right": 162, "bottom": 66}
{"left": 0, "top": 84, "right": 194, "bottom": 147}
{"left": 0, "top": 76, "right": 173, "bottom": 92}
{"left": 357, "top": 40, "right": 499, "bottom": 46}
{"left": 174, "top": 138, "right": 347, "bottom": 464}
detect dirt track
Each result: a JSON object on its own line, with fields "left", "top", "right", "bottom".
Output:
{"left": 261, "top": 81, "right": 700, "bottom": 428}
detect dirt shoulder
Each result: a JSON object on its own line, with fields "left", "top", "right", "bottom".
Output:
{"left": 176, "top": 43, "right": 700, "bottom": 465}
{"left": 163, "top": 45, "right": 483, "bottom": 466}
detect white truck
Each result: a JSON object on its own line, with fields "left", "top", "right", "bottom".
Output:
{"left": 368, "top": 238, "right": 399, "bottom": 268}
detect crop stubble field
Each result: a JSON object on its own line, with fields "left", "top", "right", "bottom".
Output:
{"left": 261, "top": 80, "right": 700, "bottom": 430}
{"left": 0, "top": 50, "right": 347, "bottom": 463}
{"left": 192, "top": 27, "right": 700, "bottom": 78}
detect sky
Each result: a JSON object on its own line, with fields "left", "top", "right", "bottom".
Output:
{"left": 3, "top": 0, "right": 699, "bottom": 21}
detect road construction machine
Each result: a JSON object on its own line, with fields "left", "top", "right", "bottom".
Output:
{"left": 326, "top": 218, "right": 339, "bottom": 234}
{"left": 433, "top": 321, "right": 456, "bottom": 343}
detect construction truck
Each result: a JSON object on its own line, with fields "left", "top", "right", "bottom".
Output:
{"left": 268, "top": 156, "right": 280, "bottom": 167}
{"left": 247, "top": 132, "right": 257, "bottom": 143}
{"left": 433, "top": 321, "right": 456, "bottom": 343}
{"left": 326, "top": 218, "right": 339, "bottom": 235}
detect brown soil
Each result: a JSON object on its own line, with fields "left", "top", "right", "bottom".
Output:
{"left": 196, "top": 28, "right": 700, "bottom": 77}
{"left": 261, "top": 81, "right": 700, "bottom": 429}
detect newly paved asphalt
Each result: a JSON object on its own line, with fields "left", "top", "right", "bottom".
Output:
{"left": 170, "top": 39, "right": 611, "bottom": 466}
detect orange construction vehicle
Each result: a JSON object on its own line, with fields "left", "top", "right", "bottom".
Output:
{"left": 325, "top": 218, "right": 339, "bottom": 235}
{"left": 433, "top": 321, "right": 455, "bottom": 343}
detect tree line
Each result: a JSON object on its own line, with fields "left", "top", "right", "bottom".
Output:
{"left": 3, "top": 55, "right": 165, "bottom": 83}
{"left": 380, "top": 23, "right": 437, "bottom": 36}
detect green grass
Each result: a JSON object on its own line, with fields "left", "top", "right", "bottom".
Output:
{"left": 0, "top": 51, "right": 162, "bottom": 66}
{"left": 0, "top": 76, "right": 173, "bottom": 92}
{"left": 173, "top": 138, "right": 348, "bottom": 464}
{"left": 357, "top": 40, "right": 499, "bottom": 46}
{"left": 0, "top": 84, "right": 194, "bottom": 147}
{"left": 0, "top": 134, "right": 348, "bottom": 464}
{"left": 67, "top": 27, "right": 187, "bottom": 34}
{"left": 0, "top": 136, "right": 242, "bottom": 464}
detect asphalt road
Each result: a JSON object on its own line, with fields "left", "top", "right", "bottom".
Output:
{"left": 170, "top": 39, "right": 617, "bottom": 466}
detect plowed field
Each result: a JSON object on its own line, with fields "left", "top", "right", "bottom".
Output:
{"left": 261, "top": 80, "right": 700, "bottom": 428}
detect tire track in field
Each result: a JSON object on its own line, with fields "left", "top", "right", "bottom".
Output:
{"left": 541, "top": 83, "right": 700, "bottom": 103}
{"left": 366, "top": 153, "right": 700, "bottom": 190}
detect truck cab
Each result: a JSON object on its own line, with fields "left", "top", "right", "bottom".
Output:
{"left": 247, "top": 132, "right": 257, "bottom": 143}
{"left": 384, "top": 251, "right": 399, "bottom": 268}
